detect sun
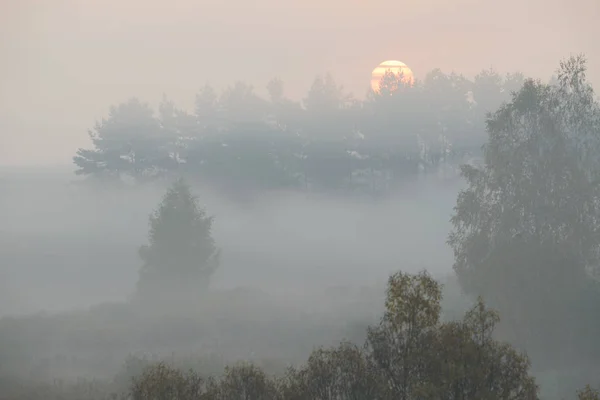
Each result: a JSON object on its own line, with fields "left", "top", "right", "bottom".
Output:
{"left": 371, "top": 60, "right": 415, "bottom": 93}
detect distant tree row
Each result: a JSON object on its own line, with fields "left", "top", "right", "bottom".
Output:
{"left": 73, "top": 67, "right": 530, "bottom": 194}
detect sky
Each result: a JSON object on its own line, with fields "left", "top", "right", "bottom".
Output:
{"left": 1, "top": 0, "right": 599, "bottom": 166}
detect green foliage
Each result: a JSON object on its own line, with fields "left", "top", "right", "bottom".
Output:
{"left": 279, "top": 341, "right": 379, "bottom": 400}
{"left": 448, "top": 55, "right": 600, "bottom": 362}
{"left": 136, "top": 179, "right": 220, "bottom": 301}
{"left": 4, "top": 270, "right": 586, "bottom": 400}
{"left": 119, "top": 269, "right": 536, "bottom": 400}
{"left": 367, "top": 271, "right": 538, "bottom": 400}
{"left": 57, "top": 270, "right": 538, "bottom": 400}
{"left": 130, "top": 362, "right": 208, "bottom": 400}
{"left": 433, "top": 298, "right": 537, "bottom": 400}
{"left": 577, "top": 385, "right": 600, "bottom": 400}
{"left": 127, "top": 361, "right": 280, "bottom": 400}
{"left": 384, "top": 270, "right": 442, "bottom": 329}
{"left": 213, "top": 363, "right": 280, "bottom": 400}
{"left": 366, "top": 271, "right": 441, "bottom": 399}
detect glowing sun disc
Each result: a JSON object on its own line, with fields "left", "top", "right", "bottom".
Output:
{"left": 371, "top": 60, "right": 415, "bottom": 92}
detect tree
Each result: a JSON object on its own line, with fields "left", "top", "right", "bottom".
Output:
{"left": 448, "top": 55, "right": 600, "bottom": 362}
{"left": 281, "top": 341, "right": 380, "bottom": 400}
{"left": 366, "top": 270, "right": 538, "bottom": 400}
{"left": 266, "top": 77, "right": 284, "bottom": 104}
{"left": 428, "top": 298, "right": 537, "bottom": 400}
{"left": 264, "top": 78, "right": 304, "bottom": 136}
{"left": 469, "top": 69, "right": 526, "bottom": 144}
{"left": 471, "top": 68, "right": 505, "bottom": 118}
{"left": 212, "top": 363, "right": 280, "bottom": 400}
{"left": 195, "top": 84, "right": 221, "bottom": 132}
{"left": 503, "top": 71, "right": 526, "bottom": 96}
{"left": 364, "top": 71, "right": 424, "bottom": 152}
{"left": 121, "top": 269, "right": 540, "bottom": 399}
{"left": 578, "top": 385, "right": 600, "bottom": 400}
{"left": 303, "top": 73, "right": 353, "bottom": 113}
{"left": 421, "top": 69, "right": 476, "bottom": 146}
{"left": 71, "top": 67, "right": 517, "bottom": 192}
{"left": 366, "top": 270, "right": 442, "bottom": 400}
{"left": 136, "top": 179, "right": 220, "bottom": 302}
{"left": 73, "top": 98, "right": 172, "bottom": 181}
{"left": 130, "top": 362, "right": 208, "bottom": 400}
{"left": 376, "top": 69, "right": 402, "bottom": 97}
{"left": 158, "top": 94, "right": 196, "bottom": 169}
{"left": 220, "top": 81, "right": 268, "bottom": 127}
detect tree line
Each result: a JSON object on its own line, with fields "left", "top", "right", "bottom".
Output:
{"left": 73, "top": 66, "right": 531, "bottom": 195}
{"left": 128, "top": 54, "right": 600, "bottom": 397}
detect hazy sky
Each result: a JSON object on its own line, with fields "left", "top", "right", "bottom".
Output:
{"left": 1, "top": 0, "right": 598, "bottom": 165}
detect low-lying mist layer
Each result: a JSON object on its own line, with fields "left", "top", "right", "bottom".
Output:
{"left": 0, "top": 168, "right": 461, "bottom": 315}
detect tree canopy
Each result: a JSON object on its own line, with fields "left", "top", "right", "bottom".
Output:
{"left": 72, "top": 66, "right": 533, "bottom": 195}
{"left": 448, "top": 54, "right": 600, "bottom": 364}
{"left": 136, "top": 179, "right": 220, "bottom": 303}
{"left": 127, "top": 270, "right": 539, "bottom": 400}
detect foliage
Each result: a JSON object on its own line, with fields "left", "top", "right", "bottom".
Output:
{"left": 431, "top": 298, "right": 538, "bottom": 400}
{"left": 136, "top": 179, "right": 220, "bottom": 302}
{"left": 130, "top": 362, "right": 208, "bottom": 400}
{"left": 72, "top": 65, "right": 533, "bottom": 194}
{"left": 212, "top": 362, "right": 280, "bottom": 400}
{"left": 128, "top": 362, "right": 281, "bottom": 400}
{"left": 279, "top": 341, "right": 380, "bottom": 400}
{"left": 448, "top": 54, "right": 600, "bottom": 362}
{"left": 366, "top": 272, "right": 440, "bottom": 399}
{"left": 73, "top": 98, "right": 173, "bottom": 181}
{"left": 366, "top": 270, "right": 538, "bottom": 400}
{"left": 122, "top": 271, "right": 539, "bottom": 399}
{"left": 303, "top": 73, "right": 354, "bottom": 112}
{"left": 577, "top": 385, "right": 600, "bottom": 400}
{"left": 5, "top": 269, "right": 599, "bottom": 400}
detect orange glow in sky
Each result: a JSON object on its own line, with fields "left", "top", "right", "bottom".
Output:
{"left": 370, "top": 61, "right": 415, "bottom": 92}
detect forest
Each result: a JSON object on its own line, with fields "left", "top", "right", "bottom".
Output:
{"left": 1, "top": 55, "right": 600, "bottom": 400}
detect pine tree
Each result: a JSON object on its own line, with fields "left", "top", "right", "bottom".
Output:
{"left": 136, "top": 179, "right": 220, "bottom": 303}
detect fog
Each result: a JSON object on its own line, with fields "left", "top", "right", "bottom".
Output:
{"left": 0, "top": 166, "right": 470, "bottom": 391}
{"left": 0, "top": 166, "right": 461, "bottom": 315}
{"left": 2, "top": 1, "right": 600, "bottom": 399}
